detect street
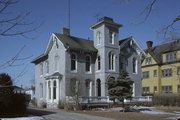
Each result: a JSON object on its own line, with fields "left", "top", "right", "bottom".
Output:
{"left": 27, "top": 108, "right": 115, "bottom": 120}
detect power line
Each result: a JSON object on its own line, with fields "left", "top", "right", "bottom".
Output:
{"left": 68, "top": 0, "right": 71, "bottom": 29}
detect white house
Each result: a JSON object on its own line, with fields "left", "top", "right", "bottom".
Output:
{"left": 32, "top": 17, "right": 146, "bottom": 108}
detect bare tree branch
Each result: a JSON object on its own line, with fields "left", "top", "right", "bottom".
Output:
{"left": 157, "top": 15, "right": 180, "bottom": 42}
{"left": 0, "top": 0, "right": 42, "bottom": 38}
{"left": 134, "top": 0, "right": 157, "bottom": 24}
{"left": 0, "top": 45, "right": 32, "bottom": 69}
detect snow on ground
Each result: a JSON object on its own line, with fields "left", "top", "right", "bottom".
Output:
{"left": 0, "top": 116, "right": 44, "bottom": 120}
{"left": 111, "top": 106, "right": 180, "bottom": 120}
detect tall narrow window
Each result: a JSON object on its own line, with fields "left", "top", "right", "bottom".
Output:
{"left": 96, "top": 31, "right": 101, "bottom": 45}
{"left": 48, "top": 81, "right": 51, "bottom": 99}
{"left": 97, "top": 56, "right": 101, "bottom": 70}
{"left": 109, "top": 52, "right": 115, "bottom": 70}
{"left": 71, "top": 53, "right": 76, "bottom": 71}
{"left": 154, "top": 70, "right": 157, "bottom": 77}
{"left": 132, "top": 58, "right": 137, "bottom": 73}
{"left": 85, "top": 56, "right": 91, "bottom": 72}
{"left": 97, "top": 79, "right": 101, "bottom": 97}
{"left": 40, "top": 63, "right": 43, "bottom": 76}
{"left": 54, "top": 55, "right": 59, "bottom": 71}
{"left": 53, "top": 81, "right": 56, "bottom": 99}
{"left": 109, "top": 32, "right": 115, "bottom": 44}
{"left": 46, "top": 61, "right": 49, "bottom": 74}
{"left": 145, "top": 57, "right": 152, "bottom": 65}
{"left": 85, "top": 80, "right": 91, "bottom": 97}
{"left": 40, "top": 83, "right": 43, "bottom": 98}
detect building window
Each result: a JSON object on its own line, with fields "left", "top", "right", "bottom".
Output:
{"left": 53, "top": 81, "right": 56, "bottom": 100}
{"left": 40, "top": 63, "right": 43, "bottom": 76}
{"left": 177, "top": 67, "right": 180, "bottom": 75}
{"left": 96, "top": 31, "right": 101, "bottom": 45}
{"left": 71, "top": 53, "right": 77, "bottom": 71}
{"left": 166, "top": 52, "right": 177, "bottom": 62}
{"left": 108, "top": 52, "right": 115, "bottom": 70}
{"left": 154, "top": 70, "right": 157, "bottom": 77}
{"left": 97, "top": 56, "right": 101, "bottom": 70}
{"left": 143, "top": 71, "right": 149, "bottom": 79}
{"left": 40, "top": 83, "right": 43, "bottom": 98}
{"left": 145, "top": 57, "right": 152, "bottom": 65}
{"left": 45, "top": 61, "right": 49, "bottom": 74}
{"left": 161, "top": 69, "right": 172, "bottom": 77}
{"left": 132, "top": 58, "right": 137, "bottom": 73}
{"left": 85, "top": 55, "right": 91, "bottom": 72}
{"left": 54, "top": 55, "right": 59, "bottom": 71}
{"left": 162, "top": 86, "right": 172, "bottom": 93}
{"left": 154, "top": 86, "right": 157, "bottom": 93}
{"left": 178, "top": 85, "right": 180, "bottom": 93}
{"left": 142, "top": 87, "right": 149, "bottom": 94}
{"left": 48, "top": 81, "right": 51, "bottom": 99}
{"left": 97, "top": 79, "right": 101, "bottom": 97}
{"left": 109, "top": 31, "right": 115, "bottom": 44}
{"left": 85, "top": 80, "right": 91, "bottom": 97}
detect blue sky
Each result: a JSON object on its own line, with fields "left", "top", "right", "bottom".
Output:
{"left": 0, "top": 0, "right": 179, "bottom": 88}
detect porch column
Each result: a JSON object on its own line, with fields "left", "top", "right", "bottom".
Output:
{"left": 132, "top": 83, "right": 135, "bottom": 97}
{"left": 46, "top": 81, "right": 48, "bottom": 101}
{"left": 89, "top": 81, "right": 92, "bottom": 97}
{"left": 51, "top": 80, "right": 53, "bottom": 102}
{"left": 57, "top": 79, "right": 60, "bottom": 102}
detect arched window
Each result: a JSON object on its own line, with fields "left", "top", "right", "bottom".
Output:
{"left": 54, "top": 55, "right": 59, "bottom": 71}
{"left": 109, "top": 32, "right": 115, "bottom": 44}
{"left": 97, "top": 56, "right": 101, "bottom": 70}
{"left": 48, "top": 81, "right": 51, "bottom": 99}
{"left": 53, "top": 80, "right": 57, "bottom": 99}
{"left": 71, "top": 53, "right": 76, "bottom": 71}
{"left": 85, "top": 55, "right": 91, "bottom": 72}
{"left": 96, "top": 31, "right": 101, "bottom": 45}
{"left": 97, "top": 79, "right": 101, "bottom": 97}
{"left": 109, "top": 52, "right": 115, "bottom": 70}
{"left": 133, "top": 58, "right": 137, "bottom": 73}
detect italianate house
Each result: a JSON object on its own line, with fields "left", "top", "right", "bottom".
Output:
{"left": 32, "top": 17, "right": 146, "bottom": 108}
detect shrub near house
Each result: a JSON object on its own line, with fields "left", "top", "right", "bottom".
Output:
{"left": 0, "top": 73, "right": 28, "bottom": 117}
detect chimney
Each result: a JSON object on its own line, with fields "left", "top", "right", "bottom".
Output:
{"left": 146, "top": 41, "right": 153, "bottom": 48}
{"left": 62, "top": 27, "right": 70, "bottom": 36}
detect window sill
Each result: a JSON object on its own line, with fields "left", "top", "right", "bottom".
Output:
{"left": 108, "top": 70, "right": 116, "bottom": 72}
{"left": 70, "top": 70, "right": 77, "bottom": 73}
{"left": 85, "top": 72, "right": 92, "bottom": 74}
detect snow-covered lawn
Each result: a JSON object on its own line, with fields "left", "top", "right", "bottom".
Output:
{"left": 0, "top": 116, "right": 44, "bottom": 120}
{"left": 111, "top": 106, "right": 180, "bottom": 120}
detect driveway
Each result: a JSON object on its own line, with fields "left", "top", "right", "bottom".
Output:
{"left": 27, "top": 108, "right": 115, "bottom": 120}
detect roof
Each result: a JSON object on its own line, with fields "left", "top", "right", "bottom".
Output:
{"left": 31, "top": 54, "right": 48, "bottom": 64}
{"left": 146, "top": 41, "right": 180, "bottom": 64}
{"left": 119, "top": 36, "right": 132, "bottom": 45}
{"left": 54, "top": 33, "right": 97, "bottom": 52}
{"left": 91, "top": 16, "right": 122, "bottom": 29}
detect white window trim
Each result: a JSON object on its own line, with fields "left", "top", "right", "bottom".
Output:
{"left": 132, "top": 58, "right": 138, "bottom": 74}
{"left": 108, "top": 52, "right": 115, "bottom": 71}
{"left": 96, "top": 31, "right": 101, "bottom": 45}
{"left": 70, "top": 53, "right": 77, "bottom": 73}
{"left": 96, "top": 55, "right": 101, "bottom": 72}
{"left": 85, "top": 55, "right": 92, "bottom": 74}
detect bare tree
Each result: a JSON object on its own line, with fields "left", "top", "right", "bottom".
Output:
{"left": 0, "top": 0, "right": 41, "bottom": 81}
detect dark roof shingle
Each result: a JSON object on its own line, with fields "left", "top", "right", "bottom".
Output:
{"left": 54, "top": 33, "right": 97, "bottom": 52}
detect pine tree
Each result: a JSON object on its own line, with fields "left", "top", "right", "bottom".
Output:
{"left": 108, "top": 71, "right": 133, "bottom": 107}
